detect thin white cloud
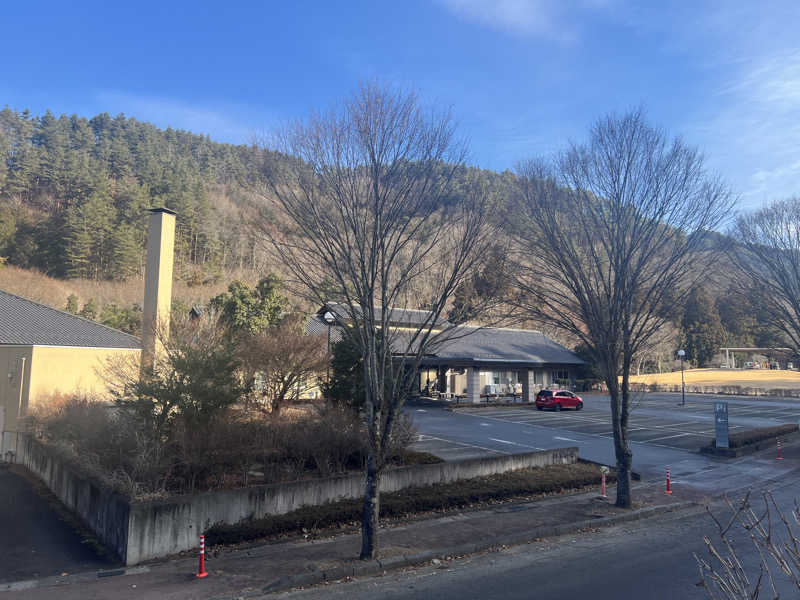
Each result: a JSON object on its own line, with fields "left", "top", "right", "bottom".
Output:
{"left": 618, "top": 2, "right": 800, "bottom": 209}
{"left": 93, "top": 90, "right": 267, "bottom": 144}
{"left": 687, "top": 49, "right": 800, "bottom": 209}
{"left": 436, "top": 0, "right": 611, "bottom": 42}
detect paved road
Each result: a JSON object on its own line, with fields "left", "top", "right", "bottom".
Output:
{"left": 0, "top": 466, "right": 114, "bottom": 583}
{"left": 408, "top": 392, "right": 800, "bottom": 482}
{"left": 275, "top": 460, "right": 800, "bottom": 600}
{"left": 1, "top": 391, "right": 793, "bottom": 589}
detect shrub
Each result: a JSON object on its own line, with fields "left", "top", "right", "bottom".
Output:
{"left": 206, "top": 462, "right": 612, "bottom": 545}
{"left": 28, "top": 396, "right": 418, "bottom": 498}
{"left": 713, "top": 424, "right": 798, "bottom": 448}
{"left": 27, "top": 396, "right": 168, "bottom": 496}
{"left": 237, "top": 313, "right": 328, "bottom": 415}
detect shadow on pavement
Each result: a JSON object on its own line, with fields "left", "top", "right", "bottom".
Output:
{"left": 0, "top": 464, "right": 116, "bottom": 584}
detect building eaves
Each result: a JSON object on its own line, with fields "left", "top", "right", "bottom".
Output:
{"left": 0, "top": 289, "right": 142, "bottom": 349}
{"left": 319, "top": 302, "right": 450, "bottom": 328}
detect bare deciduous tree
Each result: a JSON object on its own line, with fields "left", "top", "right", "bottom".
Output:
{"left": 696, "top": 491, "right": 800, "bottom": 599}
{"left": 510, "top": 110, "right": 731, "bottom": 507}
{"left": 238, "top": 313, "right": 329, "bottom": 414}
{"left": 252, "top": 83, "right": 497, "bottom": 558}
{"left": 731, "top": 198, "right": 800, "bottom": 351}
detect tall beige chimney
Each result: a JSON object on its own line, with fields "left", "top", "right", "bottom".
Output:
{"left": 141, "top": 207, "right": 176, "bottom": 371}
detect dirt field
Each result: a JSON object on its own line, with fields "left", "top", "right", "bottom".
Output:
{"left": 628, "top": 368, "right": 800, "bottom": 390}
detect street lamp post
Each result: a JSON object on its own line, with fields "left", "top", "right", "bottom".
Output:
{"left": 677, "top": 349, "right": 686, "bottom": 407}
{"left": 323, "top": 311, "right": 336, "bottom": 391}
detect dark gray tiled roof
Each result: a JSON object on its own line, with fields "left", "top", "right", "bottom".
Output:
{"left": 0, "top": 290, "right": 142, "bottom": 349}
{"left": 308, "top": 306, "right": 581, "bottom": 366}
{"left": 427, "top": 327, "right": 583, "bottom": 366}
{"left": 319, "top": 303, "right": 450, "bottom": 328}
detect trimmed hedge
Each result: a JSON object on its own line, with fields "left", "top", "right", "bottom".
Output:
{"left": 387, "top": 450, "right": 444, "bottom": 466}
{"left": 713, "top": 424, "right": 798, "bottom": 449}
{"left": 206, "top": 462, "right": 612, "bottom": 546}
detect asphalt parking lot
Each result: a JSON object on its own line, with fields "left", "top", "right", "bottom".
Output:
{"left": 409, "top": 392, "right": 800, "bottom": 467}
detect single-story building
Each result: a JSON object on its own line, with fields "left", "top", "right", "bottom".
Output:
{"left": 418, "top": 325, "right": 583, "bottom": 401}
{"left": 1, "top": 207, "right": 176, "bottom": 459}
{"left": 0, "top": 289, "right": 142, "bottom": 457}
{"left": 309, "top": 303, "right": 584, "bottom": 404}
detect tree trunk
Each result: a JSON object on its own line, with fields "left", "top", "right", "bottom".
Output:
{"left": 360, "top": 453, "right": 381, "bottom": 559}
{"left": 607, "top": 371, "right": 633, "bottom": 509}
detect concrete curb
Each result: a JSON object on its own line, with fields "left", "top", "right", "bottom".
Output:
{"left": 248, "top": 499, "right": 700, "bottom": 598}
{"left": 1, "top": 499, "right": 699, "bottom": 597}
{"left": 0, "top": 566, "right": 150, "bottom": 593}
{"left": 577, "top": 457, "right": 642, "bottom": 481}
{"left": 700, "top": 429, "right": 800, "bottom": 458}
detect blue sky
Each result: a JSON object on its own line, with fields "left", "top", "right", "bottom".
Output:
{"left": 2, "top": 1, "right": 798, "bottom": 209}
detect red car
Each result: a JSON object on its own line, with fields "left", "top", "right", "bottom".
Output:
{"left": 535, "top": 389, "right": 583, "bottom": 411}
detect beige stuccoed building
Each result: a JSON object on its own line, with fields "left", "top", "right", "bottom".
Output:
{"left": 0, "top": 290, "right": 142, "bottom": 457}
{"left": 0, "top": 207, "right": 176, "bottom": 459}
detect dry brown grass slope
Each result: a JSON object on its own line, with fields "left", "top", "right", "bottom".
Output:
{"left": 0, "top": 264, "right": 255, "bottom": 313}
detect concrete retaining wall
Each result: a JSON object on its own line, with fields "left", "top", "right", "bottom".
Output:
{"left": 16, "top": 435, "right": 576, "bottom": 565}
{"left": 126, "top": 446, "right": 577, "bottom": 564}
{"left": 15, "top": 435, "right": 131, "bottom": 562}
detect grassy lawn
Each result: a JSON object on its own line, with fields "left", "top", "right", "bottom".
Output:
{"left": 628, "top": 368, "right": 800, "bottom": 390}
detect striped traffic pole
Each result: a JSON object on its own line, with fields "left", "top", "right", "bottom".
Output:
{"left": 599, "top": 465, "right": 609, "bottom": 499}
{"left": 196, "top": 535, "right": 208, "bottom": 578}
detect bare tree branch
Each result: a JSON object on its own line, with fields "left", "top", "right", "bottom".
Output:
{"left": 731, "top": 198, "right": 800, "bottom": 352}
{"left": 249, "top": 82, "right": 500, "bottom": 559}
{"left": 509, "top": 109, "right": 732, "bottom": 507}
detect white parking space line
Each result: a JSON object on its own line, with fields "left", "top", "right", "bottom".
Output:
{"left": 636, "top": 432, "right": 695, "bottom": 443}
{"left": 488, "top": 438, "right": 545, "bottom": 450}
{"left": 632, "top": 419, "right": 701, "bottom": 428}
{"left": 528, "top": 414, "right": 609, "bottom": 425}
{"left": 498, "top": 415, "right": 545, "bottom": 423}
{"left": 451, "top": 401, "right": 799, "bottom": 451}
{"left": 476, "top": 410, "right": 531, "bottom": 418}
{"left": 417, "top": 434, "right": 509, "bottom": 455}
{"left": 629, "top": 421, "right": 699, "bottom": 430}
{"left": 464, "top": 410, "right": 699, "bottom": 437}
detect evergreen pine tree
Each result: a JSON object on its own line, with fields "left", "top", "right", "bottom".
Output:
{"left": 0, "top": 205, "right": 16, "bottom": 253}
{"left": 681, "top": 287, "right": 726, "bottom": 367}
{"left": 110, "top": 223, "right": 141, "bottom": 279}
{"left": 64, "top": 205, "right": 93, "bottom": 278}
{"left": 79, "top": 298, "right": 98, "bottom": 320}
{"left": 0, "top": 131, "right": 9, "bottom": 190}
{"left": 65, "top": 293, "right": 79, "bottom": 314}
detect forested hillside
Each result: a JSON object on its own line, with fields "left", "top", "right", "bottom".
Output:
{"left": 0, "top": 108, "right": 270, "bottom": 281}
{"left": 0, "top": 108, "right": 514, "bottom": 283}
{"left": 0, "top": 107, "right": 514, "bottom": 335}
{"left": 0, "top": 107, "right": 784, "bottom": 362}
